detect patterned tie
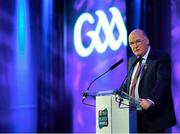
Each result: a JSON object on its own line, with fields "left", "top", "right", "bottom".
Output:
{"left": 130, "top": 60, "right": 142, "bottom": 97}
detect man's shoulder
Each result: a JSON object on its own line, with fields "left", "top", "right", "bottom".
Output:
{"left": 128, "top": 55, "right": 136, "bottom": 63}
{"left": 149, "top": 49, "right": 170, "bottom": 61}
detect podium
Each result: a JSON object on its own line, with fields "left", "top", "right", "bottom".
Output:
{"left": 94, "top": 90, "right": 141, "bottom": 133}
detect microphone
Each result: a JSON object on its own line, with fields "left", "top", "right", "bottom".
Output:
{"left": 116, "top": 56, "right": 142, "bottom": 94}
{"left": 82, "top": 58, "right": 124, "bottom": 102}
{"left": 110, "top": 59, "right": 124, "bottom": 70}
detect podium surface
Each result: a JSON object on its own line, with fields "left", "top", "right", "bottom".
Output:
{"left": 96, "top": 95, "right": 137, "bottom": 133}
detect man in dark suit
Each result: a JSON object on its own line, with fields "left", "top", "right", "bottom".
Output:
{"left": 121, "top": 28, "right": 176, "bottom": 132}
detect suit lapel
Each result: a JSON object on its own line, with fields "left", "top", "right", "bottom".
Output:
{"left": 139, "top": 49, "right": 154, "bottom": 87}
{"left": 139, "top": 60, "right": 150, "bottom": 83}
{"left": 127, "top": 57, "right": 137, "bottom": 93}
{"left": 127, "top": 66, "right": 134, "bottom": 93}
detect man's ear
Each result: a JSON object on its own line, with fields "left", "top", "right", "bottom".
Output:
{"left": 146, "top": 38, "right": 149, "bottom": 45}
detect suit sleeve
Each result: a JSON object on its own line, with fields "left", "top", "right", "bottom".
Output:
{"left": 148, "top": 54, "right": 171, "bottom": 106}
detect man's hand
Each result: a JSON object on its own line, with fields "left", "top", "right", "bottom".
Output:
{"left": 139, "top": 98, "right": 153, "bottom": 110}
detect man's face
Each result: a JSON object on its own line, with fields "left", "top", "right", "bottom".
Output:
{"left": 128, "top": 31, "right": 149, "bottom": 57}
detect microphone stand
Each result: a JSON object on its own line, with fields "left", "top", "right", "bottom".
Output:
{"left": 82, "top": 69, "right": 110, "bottom": 107}
{"left": 82, "top": 59, "right": 124, "bottom": 105}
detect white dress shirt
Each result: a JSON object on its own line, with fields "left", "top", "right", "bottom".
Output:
{"left": 129, "top": 46, "right": 151, "bottom": 99}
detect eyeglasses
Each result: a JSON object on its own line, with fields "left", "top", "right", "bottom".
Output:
{"left": 129, "top": 39, "right": 146, "bottom": 46}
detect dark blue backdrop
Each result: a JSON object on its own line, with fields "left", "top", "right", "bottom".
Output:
{"left": 0, "top": 0, "right": 179, "bottom": 133}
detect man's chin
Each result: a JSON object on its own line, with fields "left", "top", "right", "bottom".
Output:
{"left": 134, "top": 53, "right": 141, "bottom": 56}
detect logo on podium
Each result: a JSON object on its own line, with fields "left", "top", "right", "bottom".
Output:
{"left": 98, "top": 108, "right": 108, "bottom": 129}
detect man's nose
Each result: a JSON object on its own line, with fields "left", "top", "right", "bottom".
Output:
{"left": 134, "top": 43, "right": 139, "bottom": 47}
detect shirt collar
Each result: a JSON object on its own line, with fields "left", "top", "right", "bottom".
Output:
{"left": 142, "top": 46, "right": 151, "bottom": 60}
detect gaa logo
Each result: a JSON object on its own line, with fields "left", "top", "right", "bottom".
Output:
{"left": 74, "top": 7, "right": 127, "bottom": 57}
{"left": 98, "top": 108, "right": 108, "bottom": 129}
